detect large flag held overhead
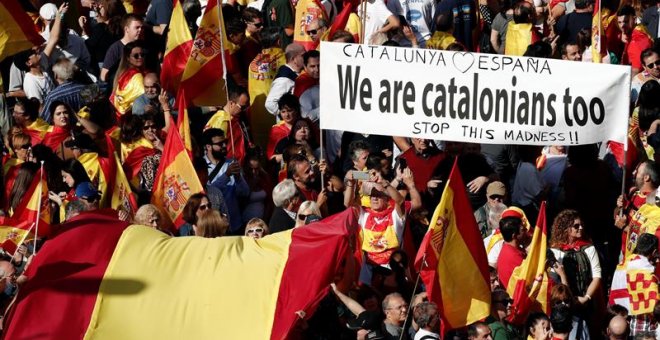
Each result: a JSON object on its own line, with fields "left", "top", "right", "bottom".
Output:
{"left": 3, "top": 210, "right": 358, "bottom": 339}
{"left": 181, "top": 0, "right": 228, "bottom": 107}
{"left": 160, "top": 0, "right": 193, "bottom": 94}
{"left": 0, "top": 0, "right": 44, "bottom": 61}
{"left": 151, "top": 119, "right": 204, "bottom": 229}
{"left": 506, "top": 202, "right": 551, "bottom": 325}
{"left": 415, "top": 159, "right": 491, "bottom": 331}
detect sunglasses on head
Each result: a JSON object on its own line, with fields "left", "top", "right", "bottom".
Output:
{"left": 247, "top": 228, "right": 264, "bottom": 234}
{"left": 198, "top": 203, "right": 211, "bottom": 211}
{"left": 646, "top": 61, "right": 660, "bottom": 69}
{"left": 131, "top": 53, "right": 145, "bottom": 59}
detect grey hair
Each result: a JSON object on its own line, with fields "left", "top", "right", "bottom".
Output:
{"left": 297, "top": 201, "right": 321, "bottom": 216}
{"left": 65, "top": 200, "right": 88, "bottom": 220}
{"left": 381, "top": 292, "right": 403, "bottom": 313}
{"left": 52, "top": 59, "right": 75, "bottom": 81}
{"left": 272, "top": 179, "right": 298, "bottom": 208}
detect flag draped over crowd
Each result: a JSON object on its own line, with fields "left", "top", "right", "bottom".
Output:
{"left": 415, "top": 159, "right": 491, "bottom": 332}
{"left": 3, "top": 210, "right": 358, "bottom": 339}
{"left": 506, "top": 202, "right": 551, "bottom": 324}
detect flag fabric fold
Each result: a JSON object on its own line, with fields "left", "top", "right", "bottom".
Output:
{"left": 151, "top": 119, "right": 204, "bottom": 229}
{"left": 176, "top": 88, "right": 192, "bottom": 155}
{"left": 160, "top": 0, "right": 193, "bottom": 94}
{"left": 181, "top": 0, "right": 228, "bottom": 107}
{"left": 414, "top": 159, "right": 491, "bottom": 331}
{"left": 0, "top": 0, "right": 44, "bottom": 61}
{"left": 506, "top": 201, "right": 550, "bottom": 325}
{"left": 3, "top": 209, "right": 358, "bottom": 339}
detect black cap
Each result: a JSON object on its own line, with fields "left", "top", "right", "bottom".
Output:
{"left": 346, "top": 311, "right": 382, "bottom": 331}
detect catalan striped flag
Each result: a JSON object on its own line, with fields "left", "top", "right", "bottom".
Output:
{"left": 176, "top": 88, "right": 192, "bottom": 155}
{"left": 0, "top": 0, "right": 44, "bottom": 61}
{"left": 181, "top": 0, "right": 228, "bottom": 107}
{"left": 415, "top": 159, "right": 491, "bottom": 331}
{"left": 506, "top": 202, "right": 551, "bottom": 325}
{"left": 151, "top": 117, "right": 204, "bottom": 229}
{"left": 3, "top": 209, "right": 357, "bottom": 339}
{"left": 160, "top": 0, "right": 193, "bottom": 94}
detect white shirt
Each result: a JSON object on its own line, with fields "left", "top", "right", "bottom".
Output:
{"left": 484, "top": 232, "right": 503, "bottom": 268}
{"left": 387, "top": 0, "right": 434, "bottom": 46}
{"left": 414, "top": 329, "right": 440, "bottom": 340}
{"left": 299, "top": 85, "right": 319, "bottom": 122}
{"left": 23, "top": 72, "right": 54, "bottom": 103}
{"left": 358, "top": 0, "right": 396, "bottom": 45}
{"left": 550, "top": 245, "right": 602, "bottom": 278}
{"left": 265, "top": 65, "right": 297, "bottom": 116}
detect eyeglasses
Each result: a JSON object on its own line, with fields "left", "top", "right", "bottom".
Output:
{"left": 143, "top": 124, "right": 157, "bottom": 130}
{"left": 298, "top": 213, "right": 310, "bottom": 220}
{"left": 250, "top": 22, "right": 263, "bottom": 28}
{"left": 198, "top": 203, "right": 211, "bottom": 211}
{"left": 247, "top": 228, "right": 264, "bottom": 234}
{"left": 306, "top": 29, "right": 319, "bottom": 35}
{"left": 646, "top": 60, "right": 660, "bottom": 68}
{"left": 387, "top": 304, "right": 408, "bottom": 311}
{"left": 131, "top": 53, "right": 145, "bottom": 59}
{"left": 489, "top": 195, "right": 504, "bottom": 201}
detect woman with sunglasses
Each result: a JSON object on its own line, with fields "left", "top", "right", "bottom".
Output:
{"left": 244, "top": 218, "right": 269, "bottom": 239}
{"left": 549, "top": 209, "right": 602, "bottom": 331}
{"left": 294, "top": 200, "right": 322, "bottom": 228}
{"left": 111, "top": 41, "right": 147, "bottom": 117}
{"left": 180, "top": 193, "right": 213, "bottom": 236}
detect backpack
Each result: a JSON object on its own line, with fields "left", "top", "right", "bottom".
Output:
{"left": 561, "top": 246, "right": 593, "bottom": 297}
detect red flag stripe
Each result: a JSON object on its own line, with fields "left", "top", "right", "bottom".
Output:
{"left": 1, "top": 0, "right": 44, "bottom": 46}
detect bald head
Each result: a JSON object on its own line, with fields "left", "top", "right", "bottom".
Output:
{"left": 285, "top": 43, "right": 306, "bottom": 72}
{"left": 607, "top": 316, "right": 628, "bottom": 339}
{"left": 143, "top": 73, "right": 160, "bottom": 99}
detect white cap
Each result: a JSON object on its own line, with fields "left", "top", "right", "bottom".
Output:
{"left": 39, "top": 3, "right": 58, "bottom": 21}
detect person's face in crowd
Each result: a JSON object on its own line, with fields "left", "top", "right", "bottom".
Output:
{"left": 292, "top": 51, "right": 306, "bottom": 71}
{"left": 472, "top": 325, "right": 493, "bottom": 340}
{"left": 384, "top": 296, "right": 408, "bottom": 325}
{"left": 516, "top": 224, "right": 530, "bottom": 245}
{"left": 492, "top": 292, "right": 512, "bottom": 320}
{"left": 634, "top": 162, "right": 647, "bottom": 188}
{"left": 354, "top": 150, "right": 369, "bottom": 170}
{"left": 26, "top": 48, "right": 41, "bottom": 68}
{"left": 143, "top": 77, "right": 160, "bottom": 100}
{"left": 569, "top": 218, "right": 584, "bottom": 241}
{"left": 489, "top": 272, "right": 501, "bottom": 291}
{"left": 306, "top": 21, "right": 326, "bottom": 42}
{"left": 208, "top": 135, "right": 228, "bottom": 160}
{"left": 229, "top": 32, "right": 246, "bottom": 45}
{"left": 294, "top": 160, "right": 315, "bottom": 187}
{"left": 146, "top": 213, "right": 160, "bottom": 228}
{"left": 61, "top": 170, "right": 75, "bottom": 188}
{"left": 196, "top": 197, "right": 211, "bottom": 220}
{"left": 125, "top": 19, "right": 144, "bottom": 41}
{"left": 13, "top": 140, "right": 31, "bottom": 161}
{"left": 280, "top": 105, "right": 298, "bottom": 125}
{"left": 294, "top": 123, "right": 310, "bottom": 142}
{"left": 246, "top": 18, "right": 263, "bottom": 35}
{"left": 236, "top": 93, "right": 250, "bottom": 114}
{"left": 305, "top": 57, "right": 320, "bottom": 79}
{"left": 53, "top": 104, "right": 70, "bottom": 128}
{"left": 245, "top": 225, "right": 265, "bottom": 239}
{"left": 411, "top": 138, "right": 430, "bottom": 153}
{"left": 529, "top": 319, "right": 551, "bottom": 340}
{"left": 617, "top": 15, "right": 634, "bottom": 34}
{"left": 81, "top": 196, "right": 99, "bottom": 210}
{"left": 487, "top": 193, "right": 505, "bottom": 209}
{"left": 142, "top": 120, "right": 159, "bottom": 142}
{"left": 642, "top": 52, "right": 660, "bottom": 78}
{"left": 369, "top": 193, "right": 388, "bottom": 211}
{"left": 563, "top": 44, "right": 582, "bottom": 61}
{"left": 129, "top": 47, "right": 145, "bottom": 68}
{"left": 12, "top": 104, "right": 29, "bottom": 125}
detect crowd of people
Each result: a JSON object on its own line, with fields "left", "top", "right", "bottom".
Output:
{"left": 0, "top": 0, "right": 660, "bottom": 338}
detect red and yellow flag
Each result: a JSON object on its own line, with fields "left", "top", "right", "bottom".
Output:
{"left": 415, "top": 159, "right": 491, "bottom": 331}
{"left": 506, "top": 202, "right": 551, "bottom": 325}
{"left": 504, "top": 23, "right": 540, "bottom": 56}
{"left": 12, "top": 168, "right": 50, "bottom": 237}
{"left": 0, "top": 0, "right": 44, "bottom": 61}
{"left": 181, "top": 0, "right": 228, "bottom": 107}
{"left": 176, "top": 88, "right": 192, "bottom": 155}
{"left": 161, "top": 0, "right": 193, "bottom": 94}
{"left": 151, "top": 119, "right": 204, "bottom": 229}
{"left": 101, "top": 135, "right": 138, "bottom": 215}
{"left": 3, "top": 209, "right": 357, "bottom": 339}
{"left": 590, "top": 0, "right": 618, "bottom": 63}
{"left": 0, "top": 218, "right": 32, "bottom": 255}
{"left": 293, "top": 0, "right": 328, "bottom": 50}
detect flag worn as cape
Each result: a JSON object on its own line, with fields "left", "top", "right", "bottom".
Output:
{"left": 414, "top": 159, "right": 491, "bottom": 332}
{"left": 3, "top": 209, "right": 358, "bottom": 339}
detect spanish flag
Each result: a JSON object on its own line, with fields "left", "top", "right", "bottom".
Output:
{"left": 293, "top": 0, "right": 328, "bottom": 50}
{"left": 181, "top": 0, "right": 228, "bottom": 107}
{"left": 506, "top": 202, "right": 551, "bottom": 325}
{"left": 11, "top": 168, "right": 50, "bottom": 237}
{"left": 101, "top": 135, "right": 138, "bottom": 215}
{"left": 0, "top": 0, "right": 44, "bottom": 61}
{"left": 415, "top": 159, "right": 491, "bottom": 331}
{"left": 590, "top": 0, "right": 618, "bottom": 63}
{"left": 3, "top": 209, "right": 357, "bottom": 339}
{"left": 176, "top": 88, "right": 192, "bottom": 155}
{"left": 151, "top": 118, "right": 204, "bottom": 229}
{"left": 0, "top": 218, "right": 32, "bottom": 255}
{"left": 160, "top": 0, "right": 193, "bottom": 94}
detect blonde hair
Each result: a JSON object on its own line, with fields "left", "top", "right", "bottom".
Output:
{"left": 295, "top": 201, "right": 321, "bottom": 227}
{"left": 245, "top": 218, "right": 269, "bottom": 236}
{"left": 11, "top": 133, "right": 30, "bottom": 151}
{"left": 196, "top": 210, "right": 229, "bottom": 238}
{"left": 134, "top": 204, "right": 161, "bottom": 227}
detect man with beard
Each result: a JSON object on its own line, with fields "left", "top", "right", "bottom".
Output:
{"left": 287, "top": 154, "right": 327, "bottom": 212}
{"left": 203, "top": 128, "right": 250, "bottom": 234}
{"left": 131, "top": 73, "right": 174, "bottom": 115}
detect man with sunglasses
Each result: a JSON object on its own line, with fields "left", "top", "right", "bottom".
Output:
{"left": 485, "top": 290, "right": 520, "bottom": 340}
{"left": 131, "top": 73, "right": 174, "bottom": 115}
{"left": 631, "top": 49, "right": 660, "bottom": 105}
{"left": 474, "top": 182, "right": 508, "bottom": 239}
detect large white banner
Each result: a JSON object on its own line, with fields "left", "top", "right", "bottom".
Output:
{"left": 320, "top": 42, "right": 631, "bottom": 145}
